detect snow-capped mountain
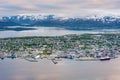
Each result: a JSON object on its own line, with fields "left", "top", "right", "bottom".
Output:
{"left": 0, "top": 14, "right": 120, "bottom": 30}
{"left": 1, "top": 14, "right": 120, "bottom": 22}
{"left": 0, "top": 14, "right": 69, "bottom": 21}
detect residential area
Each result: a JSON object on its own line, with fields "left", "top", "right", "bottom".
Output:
{"left": 0, "top": 33, "right": 120, "bottom": 63}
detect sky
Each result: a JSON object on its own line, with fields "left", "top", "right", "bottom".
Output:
{"left": 0, "top": 0, "right": 120, "bottom": 17}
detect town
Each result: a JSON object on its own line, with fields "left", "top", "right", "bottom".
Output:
{"left": 0, "top": 33, "right": 120, "bottom": 63}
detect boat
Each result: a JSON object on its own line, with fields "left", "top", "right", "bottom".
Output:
{"left": 7, "top": 54, "right": 16, "bottom": 59}
{"left": 25, "top": 57, "right": 38, "bottom": 62}
{"left": 100, "top": 56, "right": 111, "bottom": 61}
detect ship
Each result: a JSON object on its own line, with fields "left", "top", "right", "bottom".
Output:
{"left": 100, "top": 56, "right": 111, "bottom": 61}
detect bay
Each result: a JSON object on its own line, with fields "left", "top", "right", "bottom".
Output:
{"left": 0, "top": 58, "right": 120, "bottom": 80}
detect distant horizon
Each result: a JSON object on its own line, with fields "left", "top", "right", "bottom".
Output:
{"left": 1, "top": 12, "right": 120, "bottom": 18}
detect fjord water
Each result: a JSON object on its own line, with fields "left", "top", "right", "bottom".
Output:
{"left": 0, "top": 27, "right": 98, "bottom": 38}
{"left": 0, "top": 26, "right": 120, "bottom": 80}
{"left": 0, "top": 26, "right": 120, "bottom": 38}
{"left": 0, "top": 58, "right": 120, "bottom": 80}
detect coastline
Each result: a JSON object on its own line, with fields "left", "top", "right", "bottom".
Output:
{"left": 0, "top": 27, "right": 120, "bottom": 38}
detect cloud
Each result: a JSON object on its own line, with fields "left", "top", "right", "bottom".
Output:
{"left": 0, "top": 0, "right": 120, "bottom": 16}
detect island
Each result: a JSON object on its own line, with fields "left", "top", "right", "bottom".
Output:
{"left": 0, "top": 33, "right": 120, "bottom": 63}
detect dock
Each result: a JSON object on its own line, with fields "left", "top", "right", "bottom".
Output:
{"left": 75, "top": 57, "right": 99, "bottom": 61}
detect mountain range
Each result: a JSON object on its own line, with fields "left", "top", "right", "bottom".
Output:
{"left": 0, "top": 14, "right": 120, "bottom": 30}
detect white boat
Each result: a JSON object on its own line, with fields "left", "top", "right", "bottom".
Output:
{"left": 100, "top": 56, "right": 111, "bottom": 61}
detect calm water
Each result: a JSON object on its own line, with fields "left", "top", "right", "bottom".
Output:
{"left": 0, "top": 26, "right": 120, "bottom": 80}
{"left": 1, "top": 26, "right": 120, "bottom": 38}
{"left": 0, "top": 58, "right": 120, "bottom": 80}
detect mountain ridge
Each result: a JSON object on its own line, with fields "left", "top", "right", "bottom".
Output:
{"left": 0, "top": 14, "right": 120, "bottom": 30}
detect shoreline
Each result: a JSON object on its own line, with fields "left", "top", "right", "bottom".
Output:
{"left": 0, "top": 30, "right": 120, "bottom": 39}
{"left": 0, "top": 27, "right": 120, "bottom": 38}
